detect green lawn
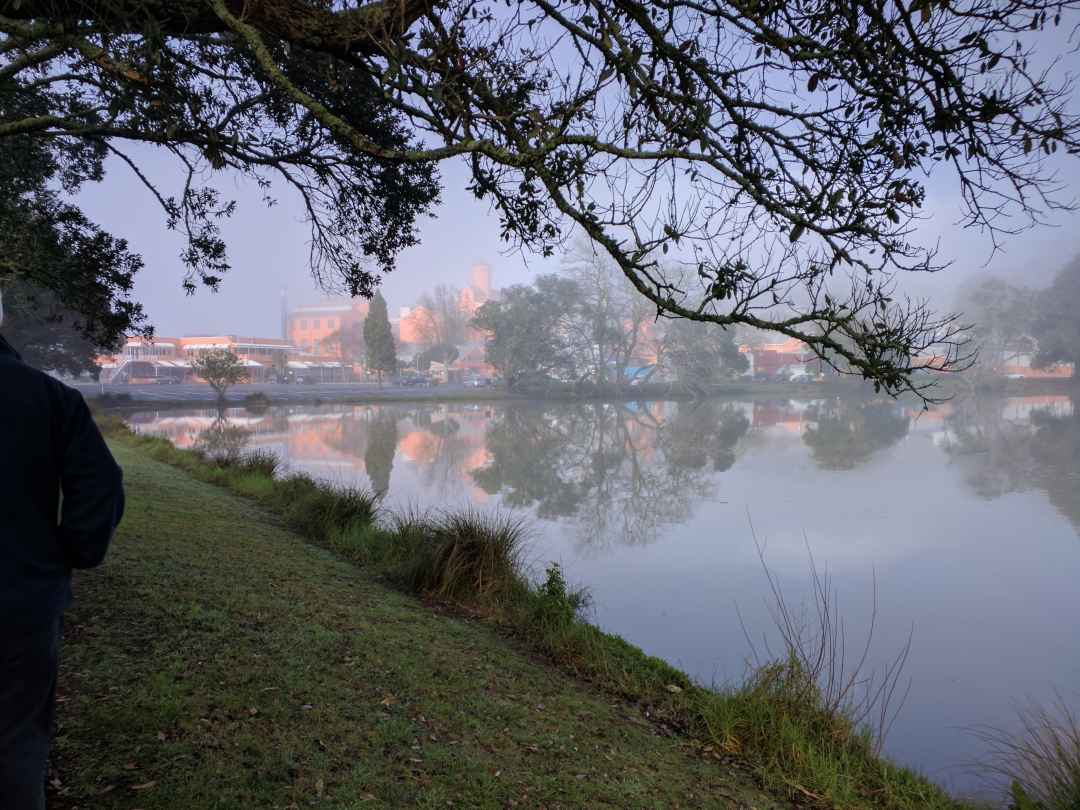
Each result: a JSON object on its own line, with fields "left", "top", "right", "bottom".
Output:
{"left": 49, "top": 441, "right": 789, "bottom": 809}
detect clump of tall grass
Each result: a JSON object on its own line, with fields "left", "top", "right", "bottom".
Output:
{"left": 737, "top": 541, "right": 912, "bottom": 756}
{"left": 973, "top": 696, "right": 1080, "bottom": 810}
{"left": 398, "top": 509, "right": 528, "bottom": 603}
{"left": 528, "top": 562, "right": 590, "bottom": 631}
{"left": 92, "top": 411, "right": 132, "bottom": 438}
{"left": 217, "top": 449, "right": 281, "bottom": 477}
{"left": 278, "top": 474, "right": 380, "bottom": 540}
{"left": 696, "top": 539, "right": 920, "bottom": 806}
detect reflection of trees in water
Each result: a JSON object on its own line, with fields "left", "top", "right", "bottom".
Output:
{"left": 364, "top": 411, "right": 398, "bottom": 496}
{"left": 470, "top": 404, "right": 586, "bottom": 519}
{"left": 321, "top": 407, "right": 401, "bottom": 496}
{"left": 325, "top": 405, "right": 480, "bottom": 498}
{"left": 944, "top": 397, "right": 1080, "bottom": 531}
{"left": 802, "top": 399, "right": 910, "bottom": 470}
{"left": 662, "top": 400, "right": 750, "bottom": 473}
{"left": 194, "top": 418, "right": 252, "bottom": 463}
{"left": 472, "top": 401, "right": 750, "bottom": 548}
{"left": 400, "top": 407, "right": 478, "bottom": 496}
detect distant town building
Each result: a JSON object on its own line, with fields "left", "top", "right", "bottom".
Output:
{"left": 287, "top": 298, "right": 368, "bottom": 357}
{"left": 741, "top": 337, "right": 816, "bottom": 380}
{"left": 181, "top": 336, "right": 294, "bottom": 383}
{"left": 459, "top": 262, "right": 493, "bottom": 318}
{"left": 101, "top": 335, "right": 296, "bottom": 384}
{"left": 98, "top": 264, "right": 504, "bottom": 384}
{"left": 998, "top": 336, "right": 1074, "bottom": 379}
{"left": 396, "top": 305, "right": 430, "bottom": 347}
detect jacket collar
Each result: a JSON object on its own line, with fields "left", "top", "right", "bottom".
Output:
{"left": 0, "top": 334, "right": 22, "bottom": 362}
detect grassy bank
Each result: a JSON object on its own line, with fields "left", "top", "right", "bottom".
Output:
{"left": 54, "top": 436, "right": 785, "bottom": 809}
{"left": 74, "top": 418, "right": 971, "bottom": 809}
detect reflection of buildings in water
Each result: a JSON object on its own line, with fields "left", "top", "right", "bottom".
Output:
{"left": 750, "top": 399, "right": 823, "bottom": 436}
{"left": 397, "top": 430, "right": 439, "bottom": 465}
{"left": 930, "top": 395, "right": 1075, "bottom": 448}
{"left": 128, "top": 394, "right": 1080, "bottom": 538}
{"left": 130, "top": 409, "right": 280, "bottom": 449}
{"left": 284, "top": 412, "right": 362, "bottom": 472}
{"left": 394, "top": 408, "right": 494, "bottom": 502}
{"left": 1000, "top": 394, "right": 1073, "bottom": 421}
{"left": 136, "top": 404, "right": 502, "bottom": 501}
{"left": 940, "top": 394, "right": 1080, "bottom": 531}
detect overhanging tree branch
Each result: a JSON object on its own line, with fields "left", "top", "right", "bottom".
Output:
{"left": 4, "top": 0, "right": 1079, "bottom": 398}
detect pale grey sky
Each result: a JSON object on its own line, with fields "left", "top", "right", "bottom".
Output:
{"left": 74, "top": 142, "right": 1080, "bottom": 341}
{"left": 71, "top": 19, "right": 1080, "bottom": 342}
{"left": 76, "top": 150, "right": 560, "bottom": 338}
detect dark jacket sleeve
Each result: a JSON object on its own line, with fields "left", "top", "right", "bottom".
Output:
{"left": 56, "top": 392, "right": 125, "bottom": 569}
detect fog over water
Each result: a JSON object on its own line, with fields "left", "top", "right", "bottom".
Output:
{"left": 128, "top": 391, "right": 1080, "bottom": 797}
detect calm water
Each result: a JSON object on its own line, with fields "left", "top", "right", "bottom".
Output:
{"left": 127, "top": 393, "right": 1080, "bottom": 796}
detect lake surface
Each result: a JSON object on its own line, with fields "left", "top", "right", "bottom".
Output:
{"left": 126, "top": 393, "right": 1080, "bottom": 797}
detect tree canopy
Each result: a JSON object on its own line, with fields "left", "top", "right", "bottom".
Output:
{"left": 1031, "top": 255, "right": 1080, "bottom": 370}
{"left": 4, "top": 1, "right": 1080, "bottom": 397}
{"left": 955, "top": 276, "right": 1036, "bottom": 375}
{"left": 191, "top": 348, "right": 247, "bottom": 399}
{"left": 414, "top": 285, "right": 467, "bottom": 350}
{"left": 658, "top": 319, "right": 748, "bottom": 387}
{"left": 3, "top": 277, "right": 106, "bottom": 375}
{"left": 0, "top": 104, "right": 145, "bottom": 362}
{"left": 560, "top": 238, "right": 654, "bottom": 385}
{"left": 471, "top": 274, "right": 580, "bottom": 388}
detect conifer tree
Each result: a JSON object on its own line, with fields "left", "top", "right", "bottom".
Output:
{"left": 363, "top": 292, "right": 397, "bottom": 385}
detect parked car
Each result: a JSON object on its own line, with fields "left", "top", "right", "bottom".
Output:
{"left": 398, "top": 374, "right": 431, "bottom": 387}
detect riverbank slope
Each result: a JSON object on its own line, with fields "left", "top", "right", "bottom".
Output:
{"left": 49, "top": 440, "right": 789, "bottom": 809}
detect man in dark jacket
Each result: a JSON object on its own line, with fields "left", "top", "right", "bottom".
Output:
{"left": 0, "top": 331, "right": 125, "bottom": 809}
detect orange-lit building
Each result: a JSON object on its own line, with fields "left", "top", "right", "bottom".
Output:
{"left": 396, "top": 305, "right": 432, "bottom": 347}
{"left": 101, "top": 334, "right": 295, "bottom": 383}
{"left": 287, "top": 299, "right": 369, "bottom": 358}
{"left": 182, "top": 336, "right": 294, "bottom": 383}
{"left": 741, "top": 337, "right": 816, "bottom": 379}
{"left": 997, "top": 337, "right": 1074, "bottom": 379}
{"left": 396, "top": 263, "right": 496, "bottom": 354}
{"left": 459, "top": 263, "right": 493, "bottom": 317}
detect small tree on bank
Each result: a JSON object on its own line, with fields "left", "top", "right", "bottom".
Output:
{"left": 363, "top": 292, "right": 397, "bottom": 385}
{"left": 191, "top": 350, "right": 247, "bottom": 403}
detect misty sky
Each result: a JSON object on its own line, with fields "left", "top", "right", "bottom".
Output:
{"left": 75, "top": 151, "right": 563, "bottom": 338}
{"left": 72, "top": 23, "right": 1080, "bottom": 341}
